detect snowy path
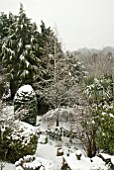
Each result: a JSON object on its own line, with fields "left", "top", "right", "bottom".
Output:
{"left": 35, "top": 143, "right": 62, "bottom": 170}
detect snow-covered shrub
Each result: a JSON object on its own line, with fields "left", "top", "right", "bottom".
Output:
{"left": 0, "top": 105, "right": 15, "bottom": 161}
{"left": 7, "top": 121, "right": 38, "bottom": 163}
{"left": 2, "top": 82, "right": 11, "bottom": 104}
{"left": 0, "top": 107, "right": 38, "bottom": 163}
{"left": 42, "top": 106, "right": 82, "bottom": 128}
{"left": 95, "top": 105, "right": 114, "bottom": 155}
{"left": 15, "top": 155, "right": 54, "bottom": 170}
{"left": 14, "top": 85, "right": 37, "bottom": 125}
{"left": 82, "top": 75, "right": 114, "bottom": 157}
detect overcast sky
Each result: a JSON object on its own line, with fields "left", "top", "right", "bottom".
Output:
{"left": 0, "top": 0, "right": 114, "bottom": 51}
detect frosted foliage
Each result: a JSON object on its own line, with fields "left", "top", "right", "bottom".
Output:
{"left": 41, "top": 106, "right": 83, "bottom": 130}
{"left": 1, "top": 7, "right": 39, "bottom": 86}
{"left": 25, "top": 60, "right": 30, "bottom": 68}
{"left": 15, "top": 155, "right": 54, "bottom": 170}
{"left": 20, "top": 55, "right": 25, "bottom": 61}
{"left": 25, "top": 44, "right": 31, "bottom": 49}
{"left": 11, "top": 121, "right": 38, "bottom": 145}
{"left": 20, "top": 70, "right": 29, "bottom": 77}
{"left": 0, "top": 106, "right": 14, "bottom": 135}
{"left": 18, "top": 39, "right": 22, "bottom": 49}
{"left": 84, "top": 77, "right": 111, "bottom": 99}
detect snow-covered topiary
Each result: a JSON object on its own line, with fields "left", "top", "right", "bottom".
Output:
{"left": 14, "top": 85, "right": 37, "bottom": 125}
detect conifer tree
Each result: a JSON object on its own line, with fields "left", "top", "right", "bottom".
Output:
{"left": 2, "top": 4, "right": 40, "bottom": 98}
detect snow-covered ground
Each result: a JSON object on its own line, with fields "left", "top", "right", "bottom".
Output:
{"left": 1, "top": 114, "right": 113, "bottom": 170}
{"left": 64, "top": 153, "right": 108, "bottom": 170}
{"left": 35, "top": 134, "right": 109, "bottom": 170}
{"left": 2, "top": 162, "right": 15, "bottom": 170}
{"left": 36, "top": 142, "right": 62, "bottom": 170}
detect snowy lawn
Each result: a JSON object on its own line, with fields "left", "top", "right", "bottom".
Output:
{"left": 1, "top": 162, "right": 15, "bottom": 170}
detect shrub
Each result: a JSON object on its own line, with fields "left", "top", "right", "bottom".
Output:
{"left": 0, "top": 121, "right": 38, "bottom": 163}
{"left": 14, "top": 85, "right": 37, "bottom": 125}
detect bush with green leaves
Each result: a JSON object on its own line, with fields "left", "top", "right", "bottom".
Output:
{"left": 95, "top": 103, "right": 114, "bottom": 154}
{"left": 82, "top": 75, "right": 114, "bottom": 156}
{"left": 0, "top": 119, "right": 38, "bottom": 163}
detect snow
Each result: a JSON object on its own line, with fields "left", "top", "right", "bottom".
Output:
{"left": 25, "top": 157, "right": 54, "bottom": 170}
{"left": 35, "top": 134, "right": 109, "bottom": 170}
{"left": 111, "top": 156, "right": 114, "bottom": 165}
{"left": 2, "top": 106, "right": 14, "bottom": 116}
{"left": 14, "top": 84, "right": 36, "bottom": 102}
{"left": 1, "top": 162, "right": 15, "bottom": 170}
{"left": 76, "top": 149, "right": 82, "bottom": 156}
{"left": 99, "top": 153, "right": 112, "bottom": 160}
{"left": 109, "top": 113, "right": 114, "bottom": 118}
{"left": 102, "top": 112, "right": 106, "bottom": 116}
{"left": 2, "top": 153, "right": 109, "bottom": 170}
{"left": 0, "top": 106, "right": 14, "bottom": 132}
{"left": 25, "top": 60, "right": 30, "bottom": 68}
{"left": 64, "top": 153, "right": 90, "bottom": 170}
{"left": 64, "top": 154, "right": 107, "bottom": 170}
{"left": 36, "top": 143, "right": 62, "bottom": 169}
{"left": 11, "top": 120, "right": 38, "bottom": 145}
{"left": 41, "top": 106, "right": 82, "bottom": 131}
{"left": 25, "top": 44, "right": 31, "bottom": 49}
{"left": 20, "top": 55, "right": 25, "bottom": 61}
{"left": 15, "top": 84, "right": 33, "bottom": 94}
{"left": 15, "top": 155, "right": 54, "bottom": 170}
{"left": 1, "top": 111, "right": 113, "bottom": 170}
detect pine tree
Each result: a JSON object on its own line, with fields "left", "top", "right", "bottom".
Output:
{"left": 2, "top": 4, "right": 41, "bottom": 98}
{"left": 33, "top": 21, "right": 63, "bottom": 83}
{"left": 0, "top": 13, "right": 13, "bottom": 99}
{"left": 0, "top": 12, "right": 16, "bottom": 62}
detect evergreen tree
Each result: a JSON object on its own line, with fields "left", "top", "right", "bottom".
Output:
{"left": 2, "top": 4, "right": 41, "bottom": 98}
{"left": 0, "top": 12, "right": 16, "bottom": 63}
{"left": 34, "top": 21, "right": 63, "bottom": 83}
{"left": 0, "top": 12, "right": 13, "bottom": 100}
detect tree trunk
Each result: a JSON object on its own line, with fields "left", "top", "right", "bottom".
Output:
{"left": 10, "top": 79, "right": 18, "bottom": 100}
{"left": 56, "top": 119, "right": 59, "bottom": 127}
{"left": 87, "top": 139, "right": 96, "bottom": 158}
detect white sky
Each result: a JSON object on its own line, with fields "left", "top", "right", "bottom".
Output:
{"left": 0, "top": 0, "right": 114, "bottom": 51}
